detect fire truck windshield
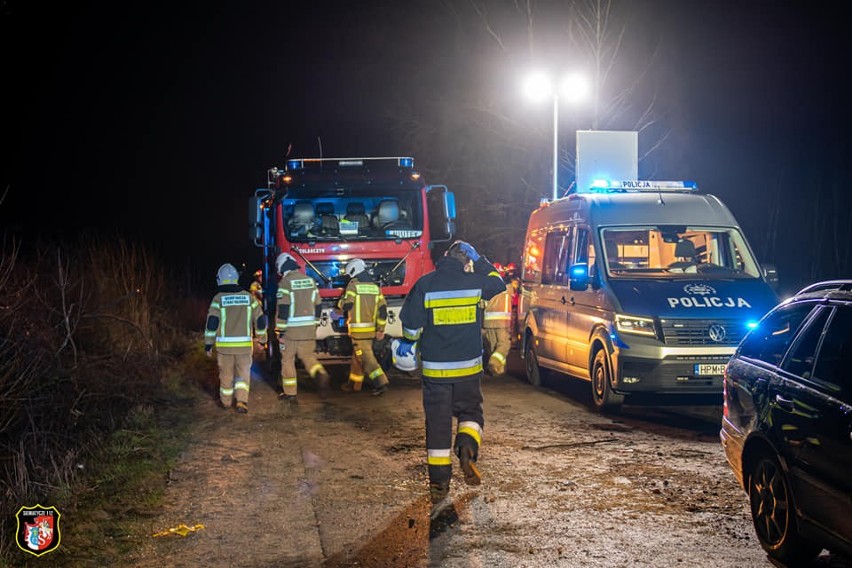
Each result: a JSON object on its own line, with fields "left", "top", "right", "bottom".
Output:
{"left": 283, "top": 187, "right": 423, "bottom": 242}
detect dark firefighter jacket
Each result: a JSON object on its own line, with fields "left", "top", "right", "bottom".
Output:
{"left": 400, "top": 256, "right": 505, "bottom": 380}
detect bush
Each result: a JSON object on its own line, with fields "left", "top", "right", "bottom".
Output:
{"left": 0, "top": 236, "right": 195, "bottom": 564}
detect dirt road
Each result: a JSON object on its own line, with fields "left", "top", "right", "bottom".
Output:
{"left": 123, "top": 352, "right": 850, "bottom": 568}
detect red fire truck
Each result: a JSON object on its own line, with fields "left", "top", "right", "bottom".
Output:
{"left": 249, "top": 156, "right": 456, "bottom": 367}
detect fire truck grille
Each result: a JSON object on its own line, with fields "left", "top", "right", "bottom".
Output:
{"left": 659, "top": 319, "right": 746, "bottom": 346}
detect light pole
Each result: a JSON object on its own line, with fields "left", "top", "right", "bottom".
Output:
{"left": 523, "top": 72, "right": 589, "bottom": 200}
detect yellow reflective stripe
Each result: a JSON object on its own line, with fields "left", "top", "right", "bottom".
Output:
{"left": 457, "top": 421, "right": 482, "bottom": 446}
{"left": 282, "top": 378, "right": 297, "bottom": 386}
{"left": 432, "top": 305, "right": 476, "bottom": 325}
{"left": 427, "top": 449, "right": 452, "bottom": 466}
{"left": 308, "top": 364, "right": 325, "bottom": 377}
{"left": 368, "top": 368, "right": 384, "bottom": 379}
{"left": 234, "top": 381, "right": 250, "bottom": 392}
{"left": 403, "top": 327, "right": 421, "bottom": 340}
{"left": 215, "top": 339, "right": 253, "bottom": 348}
{"left": 425, "top": 296, "right": 480, "bottom": 308}
{"left": 490, "top": 352, "right": 507, "bottom": 364}
{"left": 220, "top": 387, "right": 234, "bottom": 396}
{"left": 484, "top": 312, "right": 511, "bottom": 320}
{"left": 349, "top": 373, "right": 364, "bottom": 383}
{"left": 422, "top": 362, "right": 483, "bottom": 378}
{"left": 487, "top": 271, "right": 500, "bottom": 278}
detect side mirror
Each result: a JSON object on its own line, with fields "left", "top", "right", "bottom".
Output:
{"left": 569, "top": 263, "right": 589, "bottom": 291}
{"left": 249, "top": 196, "right": 264, "bottom": 244}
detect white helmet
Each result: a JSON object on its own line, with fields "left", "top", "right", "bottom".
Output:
{"left": 345, "top": 258, "right": 367, "bottom": 278}
{"left": 391, "top": 338, "right": 418, "bottom": 372}
{"left": 216, "top": 263, "right": 239, "bottom": 286}
{"left": 275, "top": 252, "right": 298, "bottom": 275}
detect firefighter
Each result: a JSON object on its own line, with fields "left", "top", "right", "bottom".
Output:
{"left": 337, "top": 258, "right": 390, "bottom": 396}
{"left": 482, "top": 278, "right": 514, "bottom": 375}
{"left": 397, "top": 240, "right": 505, "bottom": 504}
{"left": 249, "top": 269, "right": 264, "bottom": 302}
{"left": 274, "top": 253, "right": 330, "bottom": 402}
{"left": 204, "top": 263, "right": 268, "bottom": 414}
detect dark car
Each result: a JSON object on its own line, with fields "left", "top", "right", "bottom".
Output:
{"left": 720, "top": 280, "right": 852, "bottom": 565}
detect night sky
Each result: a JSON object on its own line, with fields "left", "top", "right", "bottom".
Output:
{"left": 2, "top": 0, "right": 850, "bottom": 296}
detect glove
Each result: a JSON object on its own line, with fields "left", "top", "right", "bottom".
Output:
{"left": 458, "top": 241, "right": 480, "bottom": 262}
{"left": 397, "top": 339, "right": 416, "bottom": 357}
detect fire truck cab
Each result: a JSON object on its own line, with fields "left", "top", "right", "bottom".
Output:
{"left": 250, "top": 157, "right": 456, "bottom": 366}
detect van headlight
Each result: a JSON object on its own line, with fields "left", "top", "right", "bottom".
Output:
{"left": 615, "top": 314, "right": 657, "bottom": 337}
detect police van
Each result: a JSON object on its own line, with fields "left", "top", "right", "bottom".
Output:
{"left": 517, "top": 180, "right": 779, "bottom": 411}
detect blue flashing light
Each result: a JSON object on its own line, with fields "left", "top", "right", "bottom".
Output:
{"left": 588, "top": 180, "right": 699, "bottom": 193}
{"left": 746, "top": 320, "right": 759, "bottom": 330}
{"left": 609, "top": 331, "right": 631, "bottom": 350}
{"left": 398, "top": 157, "right": 414, "bottom": 168}
{"left": 287, "top": 159, "right": 303, "bottom": 171}
{"left": 570, "top": 264, "right": 588, "bottom": 278}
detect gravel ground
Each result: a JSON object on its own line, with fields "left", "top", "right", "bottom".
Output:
{"left": 120, "top": 352, "right": 851, "bottom": 568}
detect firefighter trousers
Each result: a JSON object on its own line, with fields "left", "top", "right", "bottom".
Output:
{"left": 482, "top": 327, "right": 511, "bottom": 374}
{"left": 422, "top": 376, "right": 484, "bottom": 487}
{"left": 280, "top": 336, "right": 327, "bottom": 396}
{"left": 217, "top": 351, "right": 252, "bottom": 407}
{"left": 347, "top": 337, "right": 389, "bottom": 389}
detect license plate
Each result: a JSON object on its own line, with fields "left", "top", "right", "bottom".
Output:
{"left": 694, "top": 363, "right": 726, "bottom": 376}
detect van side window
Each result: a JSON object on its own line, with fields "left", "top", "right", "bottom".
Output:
{"left": 542, "top": 229, "right": 573, "bottom": 285}
{"left": 575, "top": 227, "right": 593, "bottom": 263}
{"left": 522, "top": 230, "right": 546, "bottom": 284}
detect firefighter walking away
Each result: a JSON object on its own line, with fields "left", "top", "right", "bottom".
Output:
{"left": 337, "top": 258, "right": 391, "bottom": 396}
{"left": 274, "top": 253, "right": 330, "bottom": 403}
{"left": 204, "top": 263, "right": 268, "bottom": 414}
{"left": 397, "top": 240, "right": 505, "bottom": 504}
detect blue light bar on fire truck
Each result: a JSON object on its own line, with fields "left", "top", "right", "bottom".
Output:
{"left": 285, "top": 157, "right": 415, "bottom": 171}
{"left": 589, "top": 180, "right": 699, "bottom": 192}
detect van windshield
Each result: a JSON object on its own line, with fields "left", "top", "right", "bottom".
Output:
{"left": 600, "top": 226, "right": 761, "bottom": 279}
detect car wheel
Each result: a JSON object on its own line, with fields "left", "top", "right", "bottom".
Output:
{"left": 748, "top": 452, "right": 821, "bottom": 565}
{"left": 591, "top": 348, "right": 623, "bottom": 412}
{"left": 524, "top": 335, "right": 544, "bottom": 387}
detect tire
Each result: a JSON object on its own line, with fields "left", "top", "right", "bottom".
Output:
{"left": 748, "top": 453, "right": 821, "bottom": 565}
{"left": 591, "top": 348, "right": 623, "bottom": 412}
{"left": 523, "top": 335, "right": 544, "bottom": 387}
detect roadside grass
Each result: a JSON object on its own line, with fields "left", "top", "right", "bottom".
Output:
{"left": 0, "top": 234, "right": 217, "bottom": 567}
{"left": 46, "top": 350, "right": 213, "bottom": 567}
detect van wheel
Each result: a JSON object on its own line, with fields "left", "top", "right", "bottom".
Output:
{"left": 524, "top": 337, "right": 544, "bottom": 387}
{"left": 748, "top": 452, "right": 821, "bottom": 565}
{"left": 591, "top": 349, "right": 623, "bottom": 412}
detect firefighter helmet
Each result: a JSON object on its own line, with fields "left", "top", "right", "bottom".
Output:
{"left": 391, "top": 338, "right": 418, "bottom": 372}
{"left": 254, "top": 269, "right": 262, "bottom": 279}
{"left": 216, "top": 263, "right": 240, "bottom": 286}
{"left": 275, "top": 252, "right": 298, "bottom": 275}
{"left": 345, "top": 258, "right": 367, "bottom": 278}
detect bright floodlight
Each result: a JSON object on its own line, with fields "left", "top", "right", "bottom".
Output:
{"left": 523, "top": 73, "right": 553, "bottom": 103}
{"left": 560, "top": 73, "right": 589, "bottom": 103}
